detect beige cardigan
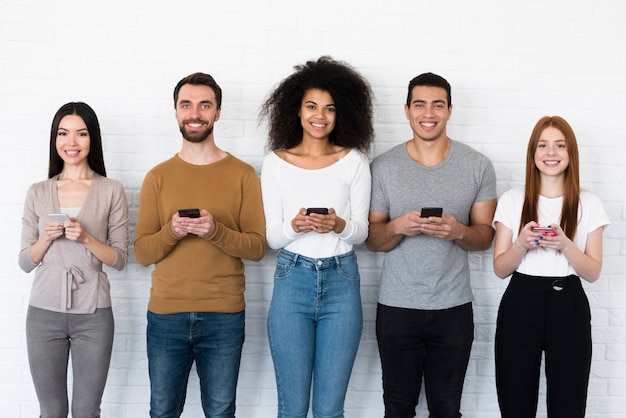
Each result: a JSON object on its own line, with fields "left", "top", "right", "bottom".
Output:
{"left": 19, "top": 173, "right": 128, "bottom": 313}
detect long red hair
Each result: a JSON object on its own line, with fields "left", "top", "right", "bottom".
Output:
{"left": 520, "top": 116, "right": 580, "bottom": 240}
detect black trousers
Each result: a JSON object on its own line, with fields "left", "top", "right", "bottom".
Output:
{"left": 376, "top": 302, "right": 474, "bottom": 418}
{"left": 495, "top": 272, "right": 592, "bottom": 418}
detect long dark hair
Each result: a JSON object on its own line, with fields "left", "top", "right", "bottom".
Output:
{"left": 48, "top": 102, "right": 106, "bottom": 178}
{"left": 520, "top": 116, "right": 580, "bottom": 240}
{"left": 260, "top": 56, "right": 374, "bottom": 152}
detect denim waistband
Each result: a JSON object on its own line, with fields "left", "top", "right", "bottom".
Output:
{"left": 277, "top": 248, "right": 356, "bottom": 270}
{"left": 511, "top": 271, "right": 581, "bottom": 293}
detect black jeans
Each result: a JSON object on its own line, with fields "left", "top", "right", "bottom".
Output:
{"left": 376, "top": 302, "right": 474, "bottom": 418}
{"left": 495, "top": 272, "right": 592, "bottom": 418}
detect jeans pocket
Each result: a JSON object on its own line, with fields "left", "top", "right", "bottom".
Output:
{"left": 337, "top": 255, "right": 360, "bottom": 281}
{"left": 274, "top": 258, "right": 294, "bottom": 280}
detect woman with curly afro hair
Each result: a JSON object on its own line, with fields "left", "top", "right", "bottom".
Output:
{"left": 260, "top": 56, "right": 374, "bottom": 418}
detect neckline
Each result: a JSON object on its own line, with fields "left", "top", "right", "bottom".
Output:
{"left": 53, "top": 173, "right": 97, "bottom": 217}
{"left": 273, "top": 148, "right": 354, "bottom": 171}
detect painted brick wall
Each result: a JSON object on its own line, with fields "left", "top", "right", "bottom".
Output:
{"left": 1, "top": 0, "right": 624, "bottom": 417}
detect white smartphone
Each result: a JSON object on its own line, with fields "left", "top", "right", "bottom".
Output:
{"left": 48, "top": 213, "right": 71, "bottom": 223}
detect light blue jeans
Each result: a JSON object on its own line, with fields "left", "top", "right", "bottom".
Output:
{"left": 147, "top": 310, "right": 245, "bottom": 418}
{"left": 267, "top": 249, "right": 363, "bottom": 418}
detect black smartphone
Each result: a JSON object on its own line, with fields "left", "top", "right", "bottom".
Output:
{"left": 420, "top": 207, "right": 443, "bottom": 218}
{"left": 178, "top": 208, "right": 201, "bottom": 218}
{"left": 306, "top": 207, "right": 329, "bottom": 215}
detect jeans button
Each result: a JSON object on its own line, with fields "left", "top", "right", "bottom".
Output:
{"left": 552, "top": 279, "right": 565, "bottom": 291}
{"left": 317, "top": 260, "right": 323, "bottom": 266}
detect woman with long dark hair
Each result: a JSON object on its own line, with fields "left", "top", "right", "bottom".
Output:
{"left": 19, "top": 102, "right": 128, "bottom": 417}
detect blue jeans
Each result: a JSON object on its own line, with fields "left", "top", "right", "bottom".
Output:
{"left": 376, "top": 302, "right": 474, "bottom": 418}
{"left": 147, "top": 310, "right": 245, "bottom": 418}
{"left": 267, "top": 249, "right": 363, "bottom": 418}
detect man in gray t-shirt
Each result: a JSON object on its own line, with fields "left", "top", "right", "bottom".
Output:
{"left": 367, "top": 72, "right": 497, "bottom": 418}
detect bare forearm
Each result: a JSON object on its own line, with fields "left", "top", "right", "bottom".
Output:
{"left": 28, "top": 236, "right": 53, "bottom": 265}
{"left": 366, "top": 220, "right": 404, "bottom": 252}
{"left": 493, "top": 241, "right": 526, "bottom": 278}
{"left": 562, "top": 241, "right": 602, "bottom": 282}
{"left": 81, "top": 233, "right": 119, "bottom": 266}
{"left": 454, "top": 224, "right": 495, "bottom": 252}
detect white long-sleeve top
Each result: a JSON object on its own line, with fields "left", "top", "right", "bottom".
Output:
{"left": 261, "top": 148, "right": 371, "bottom": 258}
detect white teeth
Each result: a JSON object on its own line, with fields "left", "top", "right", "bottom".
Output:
{"left": 421, "top": 122, "right": 435, "bottom": 127}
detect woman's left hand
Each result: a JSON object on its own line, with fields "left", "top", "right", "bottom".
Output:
{"left": 63, "top": 218, "right": 87, "bottom": 243}
{"left": 308, "top": 208, "right": 345, "bottom": 234}
{"left": 536, "top": 224, "right": 572, "bottom": 252}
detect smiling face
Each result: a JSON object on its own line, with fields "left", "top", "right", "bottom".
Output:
{"left": 55, "top": 115, "right": 91, "bottom": 167}
{"left": 175, "top": 84, "right": 221, "bottom": 143}
{"left": 299, "top": 89, "right": 336, "bottom": 142}
{"left": 404, "top": 85, "right": 452, "bottom": 143}
{"left": 534, "top": 126, "right": 570, "bottom": 178}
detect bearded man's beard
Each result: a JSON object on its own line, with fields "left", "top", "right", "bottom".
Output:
{"left": 179, "top": 120, "right": 214, "bottom": 143}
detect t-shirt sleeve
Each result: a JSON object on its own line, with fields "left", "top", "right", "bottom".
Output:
{"left": 476, "top": 156, "right": 498, "bottom": 203}
{"left": 369, "top": 156, "right": 390, "bottom": 214}
{"left": 583, "top": 191, "right": 611, "bottom": 232}
{"left": 492, "top": 188, "right": 520, "bottom": 233}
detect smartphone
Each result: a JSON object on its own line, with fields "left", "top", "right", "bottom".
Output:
{"left": 420, "top": 207, "right": 443, "bottom": 218}
{"left": 178, "top": 208, "right": 201, "bottom": 218}
{"left": 532, "top": 226, "right": 554, "bottom": 233}
{"left": 306, "top": 208, "right": 329, "bottom": 215}
{"left": 48, "top": 213, "right": 71, "bottom": 223}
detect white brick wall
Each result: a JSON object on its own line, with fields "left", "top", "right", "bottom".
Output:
{"left": 1, "top": 0, "right": 625, "bottom": 416}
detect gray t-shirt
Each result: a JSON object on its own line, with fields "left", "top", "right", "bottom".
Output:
{"left": 370, "top": 139, "right": 497, "bottom": 310}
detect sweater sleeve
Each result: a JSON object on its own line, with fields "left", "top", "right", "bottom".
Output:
{"left": 18, "top": 185, "right": 41, "bottom": 273}
{"left": 107, "top": 180, "right": 129, "bottom": 271}
{"left": 336, "top": 152, "right": 371, "bottom": 245}
{"left": 206, "top": 167, "right": 267, "bottom": 261}
{"left": 134, "top": 170, "right": 181, "bottom": 266}
{"left": 261, "top": 153, "right": 300, "bottom": 250}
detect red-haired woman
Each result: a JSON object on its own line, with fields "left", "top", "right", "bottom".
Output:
{"left": 492, "top": 116, "right": 609, "bottom": 417}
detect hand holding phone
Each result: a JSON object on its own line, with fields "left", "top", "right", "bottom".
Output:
{"left": 48, "top": 213, "right": 71, "bottom": 224}
{"left": 420, "top": 207, "right": 442, "bottom": 218}
{"left": 532, "top": 226, "right": 554, "bottom": 233}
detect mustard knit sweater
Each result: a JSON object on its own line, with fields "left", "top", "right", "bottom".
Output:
{"left": 134, "top": 153, "right": 266, "bottom": 314}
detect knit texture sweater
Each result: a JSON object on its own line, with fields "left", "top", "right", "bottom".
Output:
{"left": 19, "top": 173, "right": 129, "bottom": 313}
{"left": 134, "top": 153, "right": 266, "bottom": 314}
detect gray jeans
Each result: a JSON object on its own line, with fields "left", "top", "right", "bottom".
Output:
{"left": 26, "top": 306, "right": 114, "bottom": 418}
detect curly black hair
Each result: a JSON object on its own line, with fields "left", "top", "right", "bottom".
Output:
{"left": 260, "top": 56, "right": 374, "bottom": 152}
